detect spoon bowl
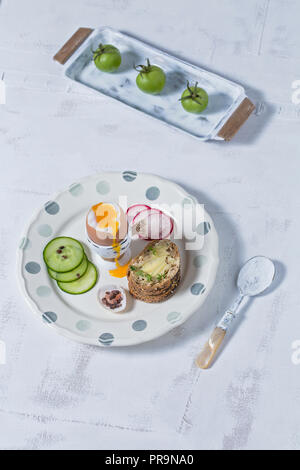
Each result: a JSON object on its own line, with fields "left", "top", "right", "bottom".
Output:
{"left": 238, "top": 256, "right": 275, "bottom": 297}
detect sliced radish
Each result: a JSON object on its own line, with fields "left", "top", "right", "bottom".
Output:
{"left": 126, "top": 204, "right": 151, "bottom": 223}
{"left": 146, "top": 212, "right": 174, "bottom": 240}
{"left": 132, "top": 207, "right": 161, "bottom": 225}
{"left": 132, "top": 209, "right": 174, "bottom": 240}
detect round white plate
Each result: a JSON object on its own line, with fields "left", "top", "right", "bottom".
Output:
{"left": 17, "top": 172, "right": 219, "bottom": 346}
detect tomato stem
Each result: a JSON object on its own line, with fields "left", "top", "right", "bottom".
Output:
{"left": 92, "top": 43, "right": 116, "bottom": 61}
{"left": 134, "top": 58, "right": 152, "bottom": 76}
{"left": 179, "top": 81, "right": 206, "bottom": 105}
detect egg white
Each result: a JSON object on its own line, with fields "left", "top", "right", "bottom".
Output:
{"left": 87, "top": 203, "right": 122, "bottom": 237}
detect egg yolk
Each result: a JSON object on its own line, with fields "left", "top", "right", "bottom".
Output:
{"left": 109, "top": 242, "right": 130, "bottom": 278}
{"left": 91, "top": 203, "right": 130, "bottom": 278}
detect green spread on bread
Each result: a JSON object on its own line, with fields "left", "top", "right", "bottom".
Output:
{"left": 129, "top": 240, "right": 176, "bottom": 282}
{"left": 127, "top": 240, "right": 181, "bottom": 303}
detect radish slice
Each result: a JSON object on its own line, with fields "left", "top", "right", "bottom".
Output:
{"left": 126, "top": 204, "right": 151, "bottom": 223}
{"left": 132, "top": 207, "right": 161, "bottom": 226}
{"left": 132, "top": 209, "right": 174, "bottom": 240}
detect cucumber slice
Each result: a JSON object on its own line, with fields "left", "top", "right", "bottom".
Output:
{"left": 48, "top": 254, "right": 88, "bottom": 282}
{"left": 43, "top": 237, "right": 84, "bottom": 273}
{"left": 57, "top": 262, "right": 98, "bottom": 295}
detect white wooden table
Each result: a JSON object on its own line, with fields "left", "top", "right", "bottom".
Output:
{"left": 0, "top": 0, "right": 299, "bottom": 450}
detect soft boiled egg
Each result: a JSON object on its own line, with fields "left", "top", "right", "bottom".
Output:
{"left": 86, "top": 202, "right": 128, "bottom": 247}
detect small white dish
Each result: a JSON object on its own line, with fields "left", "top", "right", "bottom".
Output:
{"left": 98, "top": 285, "right": 127, "bottom": 313}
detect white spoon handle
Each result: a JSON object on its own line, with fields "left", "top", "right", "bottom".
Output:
{"left": 196, "top": 293, "right": 244, "bottom": 369}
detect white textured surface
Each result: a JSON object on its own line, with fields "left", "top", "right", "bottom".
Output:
{"left": 0, "top": 0, "right": 299, "bottom": 450}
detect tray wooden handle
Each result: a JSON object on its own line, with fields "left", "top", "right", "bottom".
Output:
{"left": 217, "top": 97, "right": 255, "bottom": 141}
{"left": 53, "top": 27, "right": 94, "bottom": 65}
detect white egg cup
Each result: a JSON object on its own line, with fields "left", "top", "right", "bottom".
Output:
{"left": 86, "top": 230, "right": 131, "bottom": 261}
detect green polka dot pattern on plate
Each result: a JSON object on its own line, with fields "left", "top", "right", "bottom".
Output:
{"left": 25, "top": 261, "right": 41, "bottom": 274}
{"left": 132, "top": 320, "right": 147, "bottom": 331}
{"left": 146, "top": 186, "right": 160, "bottom": 201}
{"left": 182, "top": 197, "right": 193, "bottom": 206}
{"left": 193, "top": 255, "right": 207, "bottom": 268}
{"left": 122, "top": 170, "right": 137, "bottom": 182}
{"left": 191, "top": 283, "right": 206, "bottom": 295}
{"left": 167, "top": 312, "right": 182, "bottom": 324}
{"left": 196, "top": 221, "right": 211, "bottom": 235}
{"left": 45, "top": 201, "right": 60, "bottom": 215}
{"left": 76, "top": 320, "right": 91, "bottom": 332}
{"left": 69, "top": 183, "right": 84, "bottom": 197}
{"left": 99, "top": 333, "right": 114, "bottom": 346}
{"left": 19, "top": 237, "right": 31, "bottom": 250}
{"left": 37, "top": 224, "right": 52, "bottom": 237}
{"left": 43, "top": 311, "right": 57, "bottom": 323}
{"left": 36, "top": 286, "right": 51, "bottom": 297}
{"left": 96, "top": 180, "right": 110, "bottom": 195}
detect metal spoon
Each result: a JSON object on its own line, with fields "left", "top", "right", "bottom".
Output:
{"left": 196, "top": 256, "right": 275, "bottom": 369}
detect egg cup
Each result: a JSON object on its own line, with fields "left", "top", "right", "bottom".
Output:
{"left": 86, "top": 231, "right": 131, "bottom": 261}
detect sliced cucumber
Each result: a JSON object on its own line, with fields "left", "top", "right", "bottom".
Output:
{"left": 57, "top": 262, "right": 98, "bottom": 295}
{"left": 48, "top": 254, "right": 88, "bottom": 282}
{"left": 43, "top": 237, "right": 84, "bottom": 273}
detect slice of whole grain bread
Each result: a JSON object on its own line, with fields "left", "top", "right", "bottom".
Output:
{"left": 127, "top": 240, "right": 181, "bottom": 303}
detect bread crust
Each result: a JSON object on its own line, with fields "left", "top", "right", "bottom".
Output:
{"left": 128, "top": 271, "right": 180, "bottom": 297}
{"left": 129, "top": 273, "right": 181, "bottom": 303}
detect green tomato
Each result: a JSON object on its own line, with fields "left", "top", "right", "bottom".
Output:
{"left": 180, "top": 82, "right": 208, "bottom": 114}
{"left": 135, "top": 59, "right": 166, "bottom": 95}
{"left": 93, "top": 44, "right": 121, "bottom": 73}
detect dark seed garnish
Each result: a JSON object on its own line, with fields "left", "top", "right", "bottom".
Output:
{"left": 76, "top": 273, "right": 80, "bottom": 278}
{"left": 56, "top": 249, "right": 62, "bottom": 254}
{"left": 62, "top": 255, "right": 68, "bottom": 259}
{"left": 59, "top": 246, "right": 65, "bottom": 249}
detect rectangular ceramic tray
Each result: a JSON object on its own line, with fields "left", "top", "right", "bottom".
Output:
{"left": 54, "top": 27, "right": 255, "bottom": 141}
